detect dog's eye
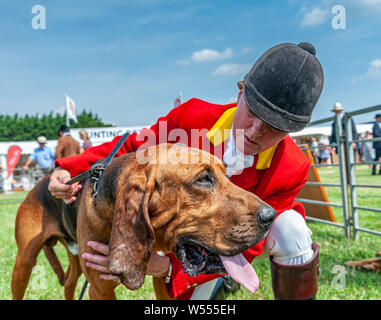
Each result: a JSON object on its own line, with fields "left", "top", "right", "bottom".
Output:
{"left": 193, "top": 173, "right": 214, "bottom": 188}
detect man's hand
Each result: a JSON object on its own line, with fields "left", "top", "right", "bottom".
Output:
{"left": 48, "top": 167, "right": 82, "bottom": 204}
{"left": 82, "top": 242, "right": 119, "bottom": 281}
{"left": 23, "top": 159, "right": 32, "bottom": 171}
{"left": 82, "top": 241, "right": 171, "bottom": 281}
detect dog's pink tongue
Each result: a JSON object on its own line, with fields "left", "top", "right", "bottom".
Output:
{"left": 219, "top": 254, "right": 259, "bottom": 294}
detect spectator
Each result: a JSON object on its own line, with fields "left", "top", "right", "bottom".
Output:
{"left": 55, "top": 125, "right": 81, "bottom": 160}
{"left": 357, "top": 133, "right": 364, "bottom": 162}
{"left": 319, "top": 136, "right": 331, "bottom": 165}
{"left": 311, "top": 137, "right": 319, "bottom": 164}
{"left": 329, "top": 102, "right": 358, "bottom": 155}
{"left": 362, "top": 131, "right": 375, "bottom": 167}
{"left": 372, "top": 114, "right": 381, "bottom": 175}
{"left": 0, "top": 165, "right": 4, "bottom": 193}
{"left": 79, "top": 129, "right": 92, "bottom": 153}
{"left": 23, "top": 136, "right": 54, "bottom": 175}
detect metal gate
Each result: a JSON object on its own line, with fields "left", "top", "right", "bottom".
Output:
{"left": 296, "top": 104, "right": 381, "bottom": 240}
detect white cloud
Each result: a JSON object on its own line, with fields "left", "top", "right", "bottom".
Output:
{"left": 192, "top": 48, "right": 233, "bottom": 63}
{"left": 174, "top": 48, "right": 233, "bottom": 66}
{"left": 367, "top": 59, "right": 381, "bottom": 77}
{"left": 300, "top": 7, "right": 329, "bottom": 27}
{"left": 351, "top": 59, "right": 381, "bottom": 83}
{"left": 211, "top": 63, "right": 251, "bottom": 77}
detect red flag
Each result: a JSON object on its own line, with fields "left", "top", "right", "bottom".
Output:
{"left": 7, "top": 145, "right": 22, "bottom": 178}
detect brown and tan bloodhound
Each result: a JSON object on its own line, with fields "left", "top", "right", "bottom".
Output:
{"left": 11, "top": 144, "right": 276, "bottom": 300}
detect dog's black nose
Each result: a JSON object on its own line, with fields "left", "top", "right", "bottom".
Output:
{"left": 257, "top": 206, "right": 276, "bottom": 225}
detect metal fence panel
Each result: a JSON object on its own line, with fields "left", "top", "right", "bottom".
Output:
{"left": 345, "top": 107, "right": 381, "bottom": 240}
{"left": 296, "top": 104, "right": 381, "bottom": 240}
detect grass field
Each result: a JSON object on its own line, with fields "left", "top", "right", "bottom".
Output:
{"left": 1, "top": 165, "right": 380, "bottom": 300}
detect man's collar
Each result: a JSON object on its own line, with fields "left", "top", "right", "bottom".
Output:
{"left": 223, "top": 127, "right": 255, "bottom": 177}
{"left": 206, "top": 106, "right": 279, "bottom": 171}
{"left": 206, "top": 107, "right": 236, "bottom": 146}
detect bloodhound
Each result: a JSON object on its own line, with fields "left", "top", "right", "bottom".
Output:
{"left": 11, "top": 144, "right": 276, "bottom": 300}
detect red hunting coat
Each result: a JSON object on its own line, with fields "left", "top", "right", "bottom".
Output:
{"left": 55, "top": 98, "right": 310, "bottom": 299}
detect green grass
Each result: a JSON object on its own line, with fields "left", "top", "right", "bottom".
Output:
{"left": 1, "top": 165, "right": 380, "bottom": 300}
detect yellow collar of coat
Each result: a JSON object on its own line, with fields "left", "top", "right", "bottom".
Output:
{"left": 206, "top": 107, "right": 278, "bottom": 170}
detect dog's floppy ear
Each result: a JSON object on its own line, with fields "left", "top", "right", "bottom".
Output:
{"left": 107, "top": 165, "right": 156, "bottom": 290}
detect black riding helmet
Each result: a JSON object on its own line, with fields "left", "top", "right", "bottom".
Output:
{"left": 243, "top": 42, "right": 324, "bottom": 132}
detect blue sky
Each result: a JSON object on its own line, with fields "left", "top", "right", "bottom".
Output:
{"left": 1, "top": 0, "right": 381, "bottom": 127}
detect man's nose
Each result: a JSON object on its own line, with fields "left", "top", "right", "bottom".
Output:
{"left": 257, "top": 206, "right": 277, "bottom": 226}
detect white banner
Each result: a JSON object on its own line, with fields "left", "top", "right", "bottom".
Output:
{"left": 70, "top": 126, "right": 147, "bottom": 146}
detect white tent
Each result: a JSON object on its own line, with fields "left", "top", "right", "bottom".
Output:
{"left": 290, "top": 123, "right": 374, "bottom": 138}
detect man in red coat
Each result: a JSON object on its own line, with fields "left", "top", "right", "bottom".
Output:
{"left": 49, "top": 42, "right": 324, "bottom": 300}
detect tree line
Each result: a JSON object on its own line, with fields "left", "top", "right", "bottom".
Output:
{"left": 0, "top": 110, "right": 113, "bottom": 142}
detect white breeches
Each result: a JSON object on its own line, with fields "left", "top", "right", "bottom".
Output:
{"left": 190, "top": 209, "right": 313, "bottom": 300}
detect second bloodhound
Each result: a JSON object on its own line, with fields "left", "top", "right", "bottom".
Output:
{"left": 11, "top": 143, "right": 276, "bottom": 300}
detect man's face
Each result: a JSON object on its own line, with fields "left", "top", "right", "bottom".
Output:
{"left": 377, "top": 117, "right": 381, "bottom": 123}
{"left": 39, "top": 143, "right": 45, "bottom": 149}
{"left": 232, "top": 92, "right": 288, "bottom": 155}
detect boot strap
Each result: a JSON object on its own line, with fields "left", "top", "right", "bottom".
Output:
{"left": 270, "top": 242, "right": 319, "bottom": 300}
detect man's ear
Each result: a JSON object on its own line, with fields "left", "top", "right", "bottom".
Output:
{"left": 237, "top": 89, "right": 243, "bottom": 106}
{"left": 107, "top": 165, "right": 156, "bottom": 290}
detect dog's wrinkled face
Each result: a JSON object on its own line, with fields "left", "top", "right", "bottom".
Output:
{"left": 147, "top": 144, "right": 276, "bottom": 277}
{"left": 106, "top": 144, "right": 276, "bottom": 290}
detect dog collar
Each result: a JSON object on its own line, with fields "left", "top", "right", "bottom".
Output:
{"left": 66, "top": 131, "right": 131, "bottom": 197}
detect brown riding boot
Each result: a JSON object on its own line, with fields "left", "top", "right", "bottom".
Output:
{"left": 270, "top": 242, "right": 319, "bottom": 300}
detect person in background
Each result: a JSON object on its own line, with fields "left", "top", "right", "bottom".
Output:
{"left": 79, "top": 129, "right": 92, "bottom": 153}
{"left": 319, "top": 136, "right": 331, "bottom": 166}
{"left": 357, "top": 133, "right": 364, "bottom": 162}
{"left": 372, "top": 114, "right": 381, "bottom": 175}
{"left": 330, "top": 102, "right": 358, "bottom": 157}
{"left": 55, "top": 125, "right": 81, "bottom": 160}
{"left": 311, "top": 137, "right": 319, "bottom": 164}
{"left": 23, "top": 136, "right": 55, "bottom": 175}
{"left": 0, "top": 165, "right": 4, "bottom": 193}
{"left": 362, "top": 131, "right": 375, "bottom": 168}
